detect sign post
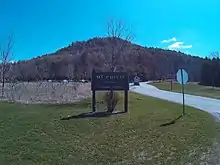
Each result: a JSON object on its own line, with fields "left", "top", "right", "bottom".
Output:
{"left": 91, "top": 70, "right": 129, "bottom": 113}
{"left": 176, "top": 69, "right": 188, "bottom": 115}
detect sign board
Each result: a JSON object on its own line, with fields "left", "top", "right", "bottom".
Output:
{"left": 177, "top": 69, "right": 188, "bottom": 85}
{"left": 91, "top": 72, "right": 129, "bottom": 91}
{"left": 91, "top": 70, "right": 129, "bottom": 113}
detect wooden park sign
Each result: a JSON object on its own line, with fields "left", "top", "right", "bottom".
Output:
{"left": 91, "top": 70, "right": 129, "bottom": 113}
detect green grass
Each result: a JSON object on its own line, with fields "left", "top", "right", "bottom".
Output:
{"left": 0, "top": 92, "right": 220, "bottom": 165}
{"left": 151, "top": 81, "right": 220, "bottom": 99}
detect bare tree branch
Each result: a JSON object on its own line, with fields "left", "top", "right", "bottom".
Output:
{"left": 107, "top": 19, "right": 133, "bottom": 41}
{"left": 105, "top": 19, "right": 135, "bottom": 112}
{"left": 0, "top": 35, "right": 14, "bottom": 97}
{"left": 210, "top": 51, "right": 220, "bottom": 59}
{"left": 106, "top": 19, "right": 134, "bottom": 72}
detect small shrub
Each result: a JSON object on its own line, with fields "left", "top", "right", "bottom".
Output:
{"left": 103, "top": 91, "right": 120, "bottom": 112}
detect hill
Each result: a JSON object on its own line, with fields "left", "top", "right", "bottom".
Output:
{"left": 8, "top": 37, "right": 206, "bottom": 82}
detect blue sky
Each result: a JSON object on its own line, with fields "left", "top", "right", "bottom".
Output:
{"left": 1, "top": 0, "right": 220, "bottom": 61}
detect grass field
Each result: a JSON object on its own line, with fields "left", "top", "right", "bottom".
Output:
{"left": 1, "top": 92, "right": 220, "bottom": 164}
{"left": 152, "top": 81, "right": 220, "bottom": 99}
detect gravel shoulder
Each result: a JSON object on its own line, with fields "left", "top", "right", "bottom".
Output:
{"left": 130, "top": 82, "right": 220, "bottom": 120}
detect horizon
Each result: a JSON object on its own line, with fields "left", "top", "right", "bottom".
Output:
{"left": 1, "top": 0, "right": 220, "bottom": 61}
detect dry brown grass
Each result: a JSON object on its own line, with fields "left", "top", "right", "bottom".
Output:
{"left": 0, "top": 82, "right": 91, "bottom": 104}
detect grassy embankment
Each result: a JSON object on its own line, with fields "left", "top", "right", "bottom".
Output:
{"left": 152, "top": 81, "right": 220, "bottom": 99}
{"left": 0, "top": 92, "right": 220, "bottom": 164}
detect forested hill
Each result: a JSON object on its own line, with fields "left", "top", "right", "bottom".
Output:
{"left": 8, "top": 37, "right": 206, "bottom": 82}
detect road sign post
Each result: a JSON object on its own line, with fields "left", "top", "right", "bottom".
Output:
{"left": 181, "top": 69, "right": 185, "bottom": 115}
{"left": 176, "top": 69, "right": 188, "bottom": 115}
{"left": 134, "top": 76, "right": 140, "bottom": 86}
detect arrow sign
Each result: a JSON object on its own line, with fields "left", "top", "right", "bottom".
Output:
{"left": 134, "top": 76, "right": 140, "bottom": 82}
{"left": 176, "top": 69, "right": 188, "bottom": 115}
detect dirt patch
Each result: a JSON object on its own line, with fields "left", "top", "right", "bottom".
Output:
{"left": 0, "top": 82, "right": 91, "bottom": 104}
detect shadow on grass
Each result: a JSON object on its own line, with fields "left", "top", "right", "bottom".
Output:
{"left": 160, "top": 114, "right": 183, "bottom": 127}
{"left": 43, "top": 101, "right": 90, "bottom": 109}
{"left": 43, "top": 100, "right": 106, "bottom": 109}
{"left": 60, "top": 111, "right": 126, "bottom": 120}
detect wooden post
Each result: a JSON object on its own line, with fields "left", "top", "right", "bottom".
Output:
{"left": 170, "top": 80, "right": 173, "bottom": 91}
{"left": 124, "top": 90, "right": 128, "bottom": 113}
{"left": 92, "top": 90, "right": 96, "bottom": 112}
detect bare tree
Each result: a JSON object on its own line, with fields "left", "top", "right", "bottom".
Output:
{"left": 107, "top": 19, "right": 134, "bottom": 41}
{"left": 104, "top": 19, "right": 134, "bottom": 112}
{"left": 0, "top": 35, "right": 14, "bottom": 97}
{"left": 210, "top": 52, "right": 220, "bottom": 59}
{"left": 106, "top": 19, "right": 134, "bottom": 72}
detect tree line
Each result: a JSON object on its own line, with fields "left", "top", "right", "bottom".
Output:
{"left": 200, "top": 52, "right": 220, "bottom": 87}
{"left": 1, "top": 37, "right": 206, "bottom": 83}
{"left": 1, "top": 20, "right": 212, "bottom": 91}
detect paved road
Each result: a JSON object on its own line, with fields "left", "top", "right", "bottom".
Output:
{"left": 130, "top": 82, "right": 220, "bottom": 120}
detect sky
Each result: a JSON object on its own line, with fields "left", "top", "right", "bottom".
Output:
{"left": 1, "top": 0, "right": 220, "bottom": 61}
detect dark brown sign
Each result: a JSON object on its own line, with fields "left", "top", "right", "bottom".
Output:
{"left": 91, "top": 70, "right": 129, "bottom": 113}
{"left": 91, "top": 72, "right": 129, "bottom": 91}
